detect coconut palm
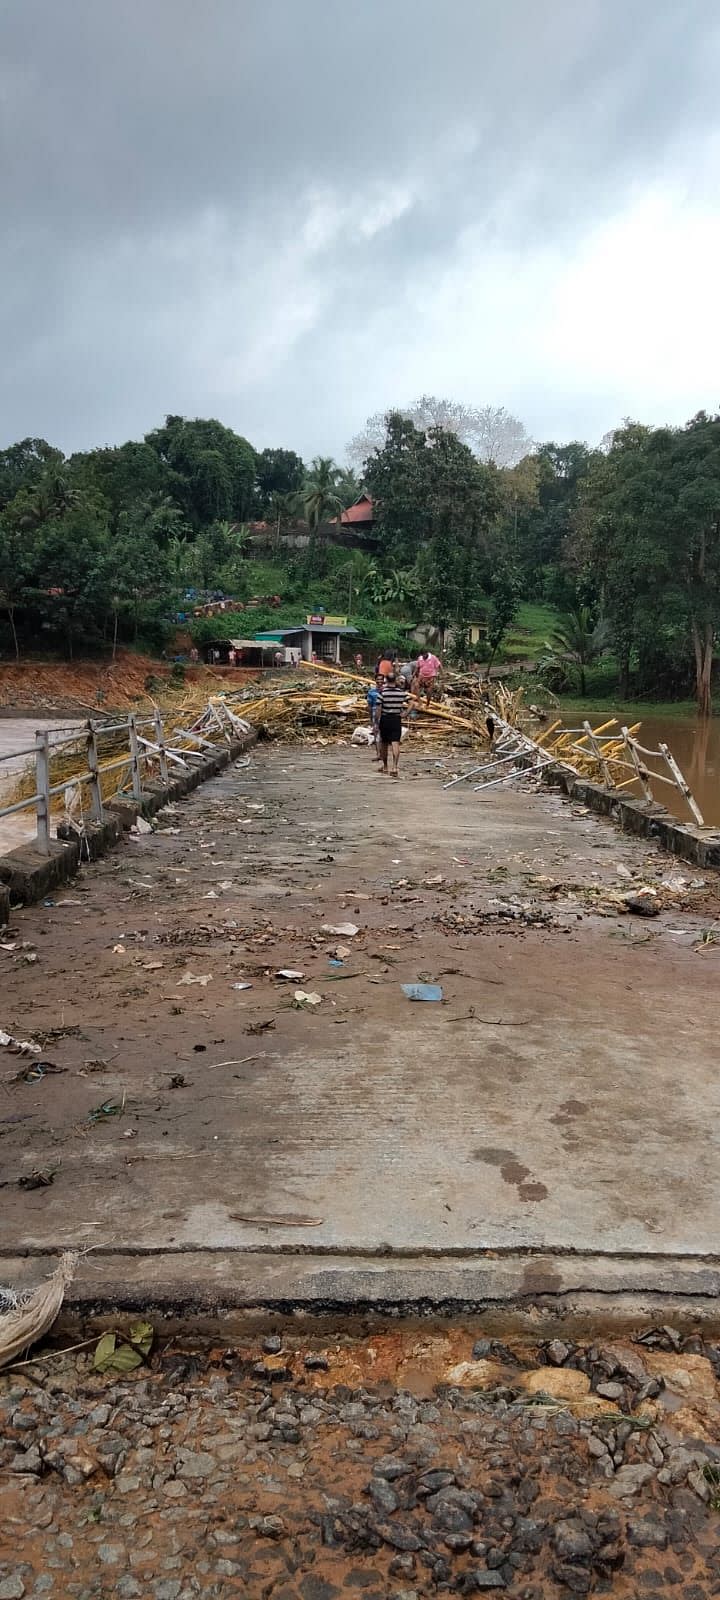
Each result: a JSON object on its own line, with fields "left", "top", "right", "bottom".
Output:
{"left": 546, "top": 605, "right": 609, "bottom": 696}
{"left": 268, "top": 490, "right": 298, "bottom": 550}
{"left": 302, "top": 457, "right": 345, "bottom": 530}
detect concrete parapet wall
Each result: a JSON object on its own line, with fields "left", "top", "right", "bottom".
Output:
{"left": 541, "top": 765, "right": 720, "bottom": 867}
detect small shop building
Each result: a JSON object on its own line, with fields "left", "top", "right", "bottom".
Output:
{"left": 255, "top": 620, "right": 358, "bottom": 664}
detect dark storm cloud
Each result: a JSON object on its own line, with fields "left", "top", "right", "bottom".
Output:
{"left": 1, "top": 0, "right": 719, "bottom": 457}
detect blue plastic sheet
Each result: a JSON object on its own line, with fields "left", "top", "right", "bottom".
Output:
{"left": 401, "top": 982, "right": 443, "bottom": 1002}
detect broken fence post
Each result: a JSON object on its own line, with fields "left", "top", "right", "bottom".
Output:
{"left": 621, "top": 728, "right": 655, "bottom": 804}
{"left": 85, "top": 720, "right": 104, "bottom": 824}
{"left": 659, "top": 741, "right": 705, "bottom": 827}
{"left": 582, "top": 719, "right": 612, "bottom": 788}
{"left": 35, "top": 728, "right": 51, "bottom": 854}
{"left": 127, "top": 714, "right": 143, "bottom": 803}
{"left": 153, "top": 708, "right": 170, "bottom": 786}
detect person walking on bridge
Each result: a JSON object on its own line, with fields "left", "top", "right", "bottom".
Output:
{"left": 414, "top": 648, "right": 442, "bottom": 707}
{"left": 377, "top": 668, "right": 411, "bottom": 778}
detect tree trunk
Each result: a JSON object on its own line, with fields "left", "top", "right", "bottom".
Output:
{"left": 692, "top": 619, "right": 713, "bottom": 717}
{"left": 7, "top": 604, "right": 19, "bottom": 662}
{"left": 619, "top": 648, "right": 630, "bottom": 699}
{"left": 580, "top": 664, "right": 586, "bottom": 696}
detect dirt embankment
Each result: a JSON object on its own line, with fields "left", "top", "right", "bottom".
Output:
{"left": 0, "top": 651, "right": 243, "bottom": 717}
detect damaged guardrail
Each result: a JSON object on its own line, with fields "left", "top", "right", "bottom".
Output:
{"left": 445, "top": 711, "right": 706, "bottom": 826}
{"left": 0, "top": 699, "right": 252, "bottom": 856}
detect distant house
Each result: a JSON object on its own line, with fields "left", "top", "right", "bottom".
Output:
{"left": 338, "top": 492, "right": 374, "bottom": 532}
{"left": 409, "top": 621, "right": 488, "bottom": 651}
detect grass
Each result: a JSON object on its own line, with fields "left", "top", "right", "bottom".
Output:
{"left": 557, "top": 696, "right": 700, "bottom": 721}
{"left": 500, "top": 602, "right": 559, "bottom": 661}
{"left": 245, "top": 558, "right": 290, "bottom": 594}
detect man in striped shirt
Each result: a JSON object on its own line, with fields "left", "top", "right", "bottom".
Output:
{"left": 377, "top": 670, "right": 411, "bottom": 778}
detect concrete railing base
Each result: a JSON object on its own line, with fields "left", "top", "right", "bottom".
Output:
{"left": 545, "top": 766, "right": 720, "bottom": 868}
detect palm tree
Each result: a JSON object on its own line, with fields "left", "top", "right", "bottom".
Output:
{"left": 268, "top": 490, "right": 298, "bottom": 551}
{"left": 132, "top": 491, "right": 186, "bottom": 545}
{"left": 302, "top": 457, "right": 345, "bottom": 531}
{"left": 547, "top": 606, "right": 608, "bottom": 696}
{"left": 336, "top": 467, "right": 361, "bottom": 507}
{"left": 17, "top": 470, "right": 83, "bottom": 529}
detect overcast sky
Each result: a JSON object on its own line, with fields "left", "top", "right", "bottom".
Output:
{"left": 2, "top": 0, "right": 720, "bottom": 463}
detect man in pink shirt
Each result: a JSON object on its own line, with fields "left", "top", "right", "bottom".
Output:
{"left": 414, "top": 648, "right": 442, "bottom": 706}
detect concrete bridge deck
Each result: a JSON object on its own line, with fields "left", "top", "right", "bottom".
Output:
{"left": 1, "top": 741, "right": 718, "bottom": 1316}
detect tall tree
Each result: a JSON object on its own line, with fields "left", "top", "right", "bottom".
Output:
{"left": 0, "top": 439, "right": 63, "bottom": 511}
{"left": 254, "top": 447, "right": 305, "bottom": 513}
{"left": 145, "top": 415, "right": 256, "bottom": 527}
{"left": 69, "top": 441, "right": 176, "bottom": 527}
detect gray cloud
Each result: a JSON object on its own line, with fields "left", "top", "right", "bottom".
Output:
{"left": 2, "top": 0, "right": 719, "bottom": 459}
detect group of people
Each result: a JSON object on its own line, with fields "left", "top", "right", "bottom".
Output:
{"left": 366, "top": 648, "right": 442, "bottom": 778}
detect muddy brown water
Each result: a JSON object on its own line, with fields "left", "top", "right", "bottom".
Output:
{"left": 583, "top": 711, "right": 720, "bottom": 827}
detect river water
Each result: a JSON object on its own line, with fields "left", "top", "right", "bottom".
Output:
{"left": 582, "top": 712, "right": 720, "bottom": 828}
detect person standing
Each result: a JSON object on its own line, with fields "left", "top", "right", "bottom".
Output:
{"left": 415, "top": 648, "right": 442, "bottom": 706}
{"left": 377, "top": 669, "right": 410, "bottom": 778}
{"left": 367, "top": 676, "right": 382, "bottom": 759}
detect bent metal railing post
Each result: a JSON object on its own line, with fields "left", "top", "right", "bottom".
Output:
{"left": 85, "top": 721, "right": 104, "bottom": 824}
{"left": 620, "top": 727, "right": 656, "bottom": 804}
{"left": 659, "top": 741, "right": 705, "bottom": 827}
{"left": 153, "top": 708, "right": 170, "bottom": 787}
{"left": 34, "top": 730, "right": 51, "bottom": 854}
{"left": 127, "top": 714, "right": 143, "bottom": 803}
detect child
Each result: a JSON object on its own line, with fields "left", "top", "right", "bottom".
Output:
{"left": 367, "top": 678, "right": 382, "bottom": 759}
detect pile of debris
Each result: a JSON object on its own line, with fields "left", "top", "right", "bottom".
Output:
{"left": 214, "top": 664, "right": 489, "bottom": 746}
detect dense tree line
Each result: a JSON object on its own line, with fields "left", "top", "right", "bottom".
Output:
{"left": 1, "top": 404, "right": 719, "bottom": 711}
{"left": 0, "top": 418, "right": 355, "bottom": 660}
{"left": 363, "top": 409, "right": 720, "bottom": 713}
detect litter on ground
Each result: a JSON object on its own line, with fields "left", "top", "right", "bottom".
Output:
{"left": 402, "top": 982, "right": 444, "bottom": 1002}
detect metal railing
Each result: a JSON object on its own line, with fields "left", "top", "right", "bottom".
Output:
{"left": 0, "top": 698, "right": 252, "bottom": 855}
{"left": 444, "top": 712, "right": 707, "bottom": 827}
